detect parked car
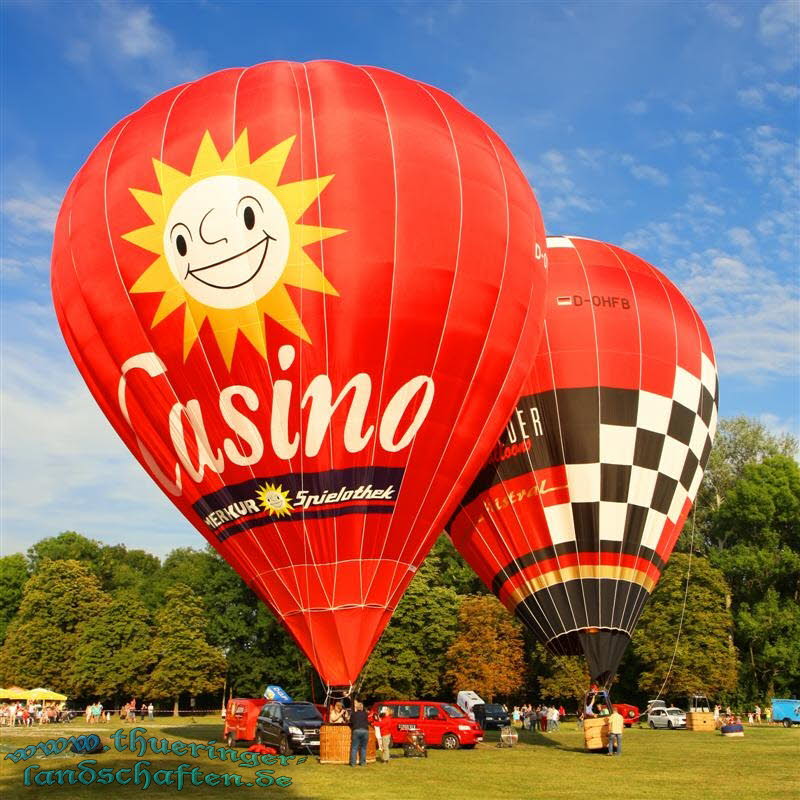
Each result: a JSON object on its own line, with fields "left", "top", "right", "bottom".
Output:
{"left": 648, "top": 706, "right": 686, "bottom": 729}
{"left": 256, "top": 701, "right": 323, "bottom": 755}
{"left": 223, "top": 698, "right": 266, "bottom": 746}
{"left": 612, "top": 703, "right": 640, "bottom": 728}
{"left": 473, "top": 703, "right": 510, "bottom": 730}
{"left": 371, "top": 700, "right": 483, "bottom": 749}
{"left": 771, "top": 699, "right": 800, "bottom": 728}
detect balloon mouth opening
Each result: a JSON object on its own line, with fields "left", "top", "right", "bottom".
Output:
{"left": 547, "top": 629, "right": 631, "bottom": 687}
{"left": 325, "top": 684, "right": 355, "bottom": 703}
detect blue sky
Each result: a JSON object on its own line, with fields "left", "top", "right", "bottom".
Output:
{"left": 1, "top": 0, "right": 798, "bottom": 558}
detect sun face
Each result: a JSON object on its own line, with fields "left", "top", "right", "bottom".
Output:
{"left": 122, "top": 130, "right": 344, "bottom": 365}
{"left": 256, "top": 483, "right": 294, "bottom": 517}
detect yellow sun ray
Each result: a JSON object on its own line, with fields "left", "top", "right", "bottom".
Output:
{"left": 123, "top": 129, "right": 345, "bottom": 368}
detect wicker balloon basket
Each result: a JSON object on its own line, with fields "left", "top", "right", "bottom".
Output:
{"left": 686, "top": 711, "right": 715, "bottom": 732}
{"left": 319, "top": 725, "right": 377, "bottom": 764}
{"left": 583, "top": 717, "right": 610, "bottom": 751}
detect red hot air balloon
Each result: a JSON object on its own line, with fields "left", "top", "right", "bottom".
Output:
{"left": 450, "top": 236, "right": 718, "bottom": 686}
{"left": 51, "top": 61, "right": 548, "bottom": 692}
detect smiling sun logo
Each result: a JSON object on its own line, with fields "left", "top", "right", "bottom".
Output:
{"left": 256, "top": 482, "right": 293, "bottom": 517}
{"left": 122, "top": 130, "right": 344, "bottom": 366}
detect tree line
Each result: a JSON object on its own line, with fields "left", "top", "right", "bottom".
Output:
{"left": 0, "top": 416, "right": 796, "bottom": 712}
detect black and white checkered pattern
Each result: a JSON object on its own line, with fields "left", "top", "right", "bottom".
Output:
{"left": 543, "top": 355, "right": 718, "bottom": 555}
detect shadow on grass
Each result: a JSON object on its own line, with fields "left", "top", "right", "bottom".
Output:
{"left": 151, "top": 724, "right": 222, "bottom": 742}
{"left": 509, "top": 727, "right": 595, "bottom": 754}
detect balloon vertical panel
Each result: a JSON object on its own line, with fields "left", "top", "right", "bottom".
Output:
{"left": 450, "top": 236, "right": 718, "bottom": 684}
{"left": 51, "top": 60, "right": 548, "bottom": 686}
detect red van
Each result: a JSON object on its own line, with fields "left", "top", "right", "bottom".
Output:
{"left": 223, "top": 698, "right": 265, "bottom": 746}
{"left": 370, "top": 700, "right": 483, "bottom": 750}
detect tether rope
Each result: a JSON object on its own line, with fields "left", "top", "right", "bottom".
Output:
{"left": 651, "top": 505, "right": 697, "bottom": 704}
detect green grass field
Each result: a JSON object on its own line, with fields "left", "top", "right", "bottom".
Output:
{"left": 1, "top": 719, "right": 797, "bottom": 800}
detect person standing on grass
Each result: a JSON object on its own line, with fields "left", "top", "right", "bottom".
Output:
{"left": 754, "top": 704, "right": 761, "bottom": 724}
{"left": 376, "top": 709, "right": 392, "bottom": 763}
{"left": 607, "top": 708, "right": 624, "bottom": 756}
{"left": 349, "top": 701, "right": 370, "bottom": 767}
{"left": 765, "top": 705, "right": 772, "bottom": 725}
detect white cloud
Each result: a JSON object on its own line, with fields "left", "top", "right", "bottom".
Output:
{"left": 760, "top": 1, "right": 799, "bottom": 42}
{"left": 626, "top": 100, "right": 648, "bottom": 115}
{"left": 759, "top": 1, "right": 800, "bottom": 69}
{"left": 727, "top": 227, "right": 756, "bottom": 249}
{"left": 620, "top": 154, "right": 669, "bottom": 186}
{"left": 61, "top": 0, "right": 206, "bottom": 97}
{"left": 707, "top": 2, "right": 744, "bottom": 29}
{"left": 758, "top": 412, "right": 800, "bottom": 440}
{"left": 737, "top": 88, "right": 765, "bottom": 108}
{"left": 0, "top": 302, "right": 197, "bottom": 557}
{"left": 629, "top": 163, "right": 669, "bottom": 186}
{"left": 2, "top": 185, "right": 60, "bottom": 236}
{"left": 765, "top": 82, "right": 800, "bottom": 101}
{"left": 675, "top": 250, "right": 799, "bottom": 381}
{"left": 522, "top": 150, "right": 597, "bottom": 223}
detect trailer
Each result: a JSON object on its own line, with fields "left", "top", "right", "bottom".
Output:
{"left": 771, "top": 699, "right": 800, "bottom": 727}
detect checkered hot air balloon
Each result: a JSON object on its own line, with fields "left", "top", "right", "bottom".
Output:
{"left": 450, "top": 236, "right": 718, "bottom": 685}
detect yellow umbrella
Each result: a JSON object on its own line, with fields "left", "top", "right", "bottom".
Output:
{"left": 27, "top": 688, "right": 68, "bottom": 701}
{"left": 0, "top": 686, "right": 31, "bottom": 699}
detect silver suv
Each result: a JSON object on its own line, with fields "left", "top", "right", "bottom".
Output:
{"left": 647, "top": 706, "right": 686, "bottom": 729}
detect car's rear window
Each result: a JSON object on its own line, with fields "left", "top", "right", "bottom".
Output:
{"left": 442, "top": 704, "right": 465, "bottom": 718}
{"left": 484, "top": 704, "right": 505, "bottom": 713}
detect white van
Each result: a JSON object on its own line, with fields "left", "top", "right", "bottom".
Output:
{"left": 456, "top": 691, "right": 485, "bottom": 721}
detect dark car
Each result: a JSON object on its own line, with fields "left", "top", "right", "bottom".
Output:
{"left": 256, "top": 701, "right": 323, "bottom": 755}
{"left": 473, "top": 703, "right": 510, "bottom": 730}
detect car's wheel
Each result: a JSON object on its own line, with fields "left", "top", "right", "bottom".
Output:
{"left": 649, "top": 721, "right": 656, "bottom": 729}
{"left": 225, "top": 732, "right": 236, "bottom": 748}
{"left": 667, "top": 721, "right": 674, "bottom": 729}
{"left": 783, "top": 718, "right": 792, "bottom": 728}
{"left": 441, "top": 733, "right": 459, "bottom": 750}
{"left": 279, "top": 735, "right": 291, "bottom": 756}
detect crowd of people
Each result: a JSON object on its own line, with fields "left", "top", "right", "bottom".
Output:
{"left": 0, "top": 699, "right": 159, "bottom": 726}
{"left": 0, "top": 702, "right": 66, "bottom": 725}
{"left": 714, "top": 704, "right": 772, "bottom": 726}
{"left": 511, "top": 704, "right": 565, "bottom": 731}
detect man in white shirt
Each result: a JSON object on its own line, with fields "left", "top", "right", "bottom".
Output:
{"left": 607, "top": 709, "right": 624, "bottom": 756}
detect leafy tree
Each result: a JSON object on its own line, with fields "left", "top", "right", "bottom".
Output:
{"left": 445, "top": 595, "right": 525, "bottom": 702}
{"left": 26, "top": 531, "right": 163, "bottom": 604}
{"left": 692, "top": 416, "right": 797, "bottom": 550}
{"left": 532, "top": 644, "right": 590, "bottom": 709}
{"left": 225, "top": 604, "right": 313, "bottom": 699}
{"left": 27, "top": 531, "right": 103, "bottom": 572}
{"left": 360, "top": 564, "right": 460, "bottom": 700}
{"left": 0, "top": 554, "right": 29, "bottom": 643}
{"left": 737, "top": 589, "right": 800, "bottom": 699}
{"left": 150, "top": 546, "right": 312, "bottom": 698}
{"left": 98, "top": 545, "right": 162, "bottom": 606}
{"left": 633, "top": 554, "right": 738, "bottom": 698}
{"left": 71, "top": 597, "right": 155, "bottom": 702}
{"left": 142, "top": 584, "right": 226, "bottom": 715}
{"left": 426, "top": 534, "right": 486, "bottom": 595}
{"left": 710, "top": 455, "right": 800, "bottom": 553}
{"left": 0, "top": 560, "right": 109, "bottom": 692}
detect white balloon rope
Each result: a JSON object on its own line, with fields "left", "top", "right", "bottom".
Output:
{"left": 651, "top": 505, "right": 697, "bottom": 704}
